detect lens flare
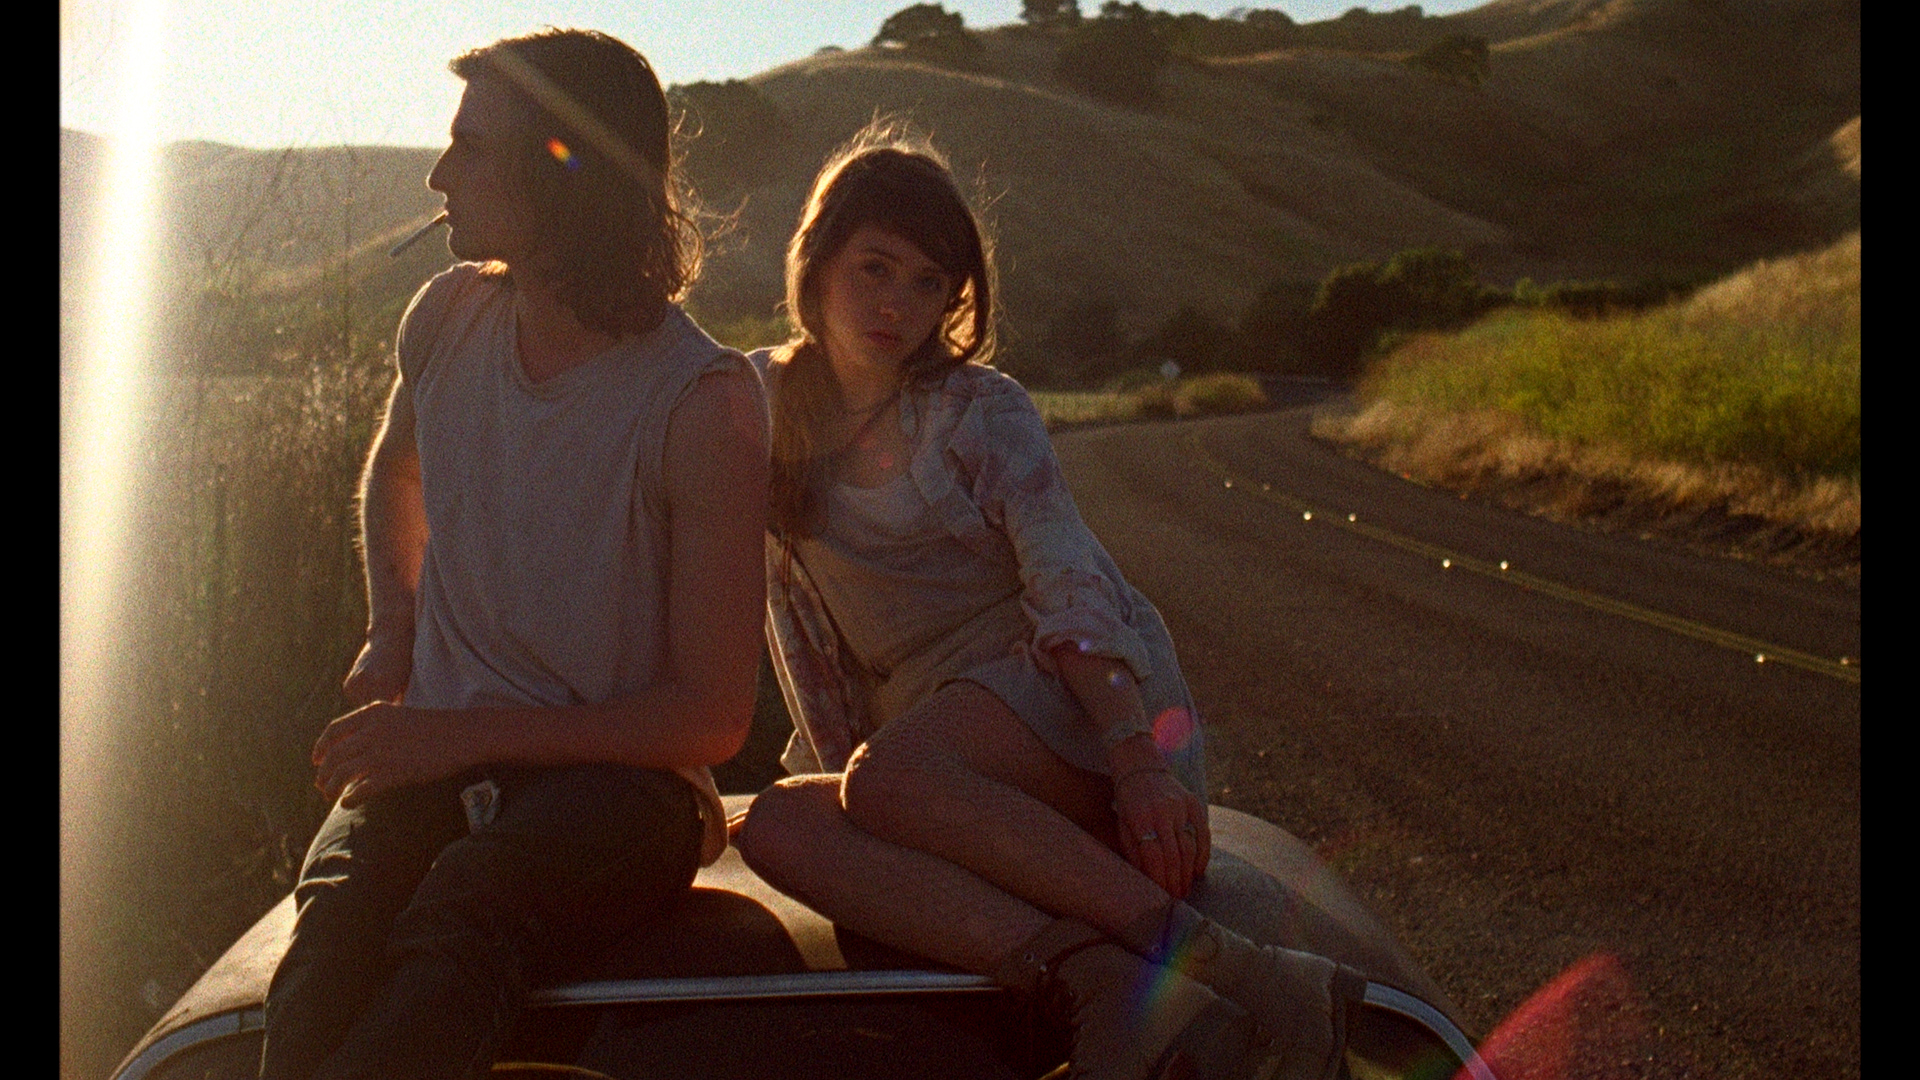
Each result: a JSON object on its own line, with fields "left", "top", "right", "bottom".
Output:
{"left": 1152, "top": 706, "right": 1197, "bottom": 755}
{"left": 62, "top": 0, "right": 169, "bottom": 1044}
{"left": 1458, "top": 952, "right": 1647, "bottom": 1080}
{"left": 64, "top": 0, "right": 168, "bottom": 832}
{"left": 547, "top": 137, "right": 579, "bottom": 169}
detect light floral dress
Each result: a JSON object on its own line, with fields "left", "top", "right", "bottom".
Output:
{"left": 753, "top": 352, "right": 1207, "bottom": 797}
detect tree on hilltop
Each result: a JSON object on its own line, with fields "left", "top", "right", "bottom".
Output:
{"left": 1098, "top": 1, "right": 1155, "bottom": 21}
{"left": 874, "top": 3, "right": 967, "bottom": 47}
{"left": 1056, "top": 13, "right": 1170, "bottom": 106}
{"left": 1022, "top": 0, "right": 1083, "bottom": 29}
{"left": 873, "top": 3, "right": 983, "bottom": 65}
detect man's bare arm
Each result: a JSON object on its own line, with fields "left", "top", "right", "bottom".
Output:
{"left": 313, "top": 366, "right": 770, "bottom": 803}
{"left": 342, "top": 376, "right": 427, "bottom": 706}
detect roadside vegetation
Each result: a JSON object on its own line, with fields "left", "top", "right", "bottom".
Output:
{"left": 1033, "top": 371, "right": 1270, "bottom": 428}
{"left": 1318, "top": 232, "right": 1861, "bottom": 575}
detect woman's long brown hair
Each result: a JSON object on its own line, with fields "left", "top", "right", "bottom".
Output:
{"left": 769, "top": 124, "right": 997, "bottom": 538}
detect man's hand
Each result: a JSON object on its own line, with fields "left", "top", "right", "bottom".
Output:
{"left": 312, "top": 703, "right": 475, "bottom": 808}
{"left": 342, "top": 634, "right": 412, "bottom": 707}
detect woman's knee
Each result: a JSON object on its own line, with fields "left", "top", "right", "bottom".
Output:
{"left": 736, "top": 778, "right": 843, "bottom": 881}
{"left": 840, "top": 737, "right": 970, "bottom": 844}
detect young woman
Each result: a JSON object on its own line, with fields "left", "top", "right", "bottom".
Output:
{"left": 736, "top": 127, "right": 1362, "bottom": 1080}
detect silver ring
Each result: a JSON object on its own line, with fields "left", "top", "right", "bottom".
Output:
{"left": 1138, "top": 830, "right": 1160, "bottom": 842}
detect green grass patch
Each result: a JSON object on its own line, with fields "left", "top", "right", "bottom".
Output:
{"left": 1032, "top": 388, "right": 1143, "bottom": 428}
{"left": 1033, "top": 372, "right": 1270, "bottom": 429}
{"left": 698, "top": 310, "right": 792, "bottom": 353}
{"left": 1360, "top": 281, "right": 1858, "bottom": 479}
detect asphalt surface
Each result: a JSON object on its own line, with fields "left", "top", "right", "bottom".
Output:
{"left": 1051, "top": 405, "right": 1860, "bottom": 1079}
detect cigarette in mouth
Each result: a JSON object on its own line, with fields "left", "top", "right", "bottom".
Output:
{"left": 389, "top": 212, "right": 449, "bottom": 258}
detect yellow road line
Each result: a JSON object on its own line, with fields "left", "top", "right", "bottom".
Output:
{"left": 1186, "top": 431, "right": 1860, "bottom": 685}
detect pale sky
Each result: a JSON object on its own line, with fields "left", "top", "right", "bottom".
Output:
{"left": 61, "top": 0, "right": 1488, "bottom": 150}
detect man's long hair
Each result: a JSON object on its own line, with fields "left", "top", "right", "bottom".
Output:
{"left": 768, "top": 124, "right": 997, "bottom": 538}
{"left": 451, "top": 28, "right": 701, "bottom": 337}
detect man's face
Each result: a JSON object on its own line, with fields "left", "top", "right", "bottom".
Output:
{"left": 427, "top": 77, "right": 541, "bottom": 266}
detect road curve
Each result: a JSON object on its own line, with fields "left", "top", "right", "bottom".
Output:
{"left": 1052, "top": 406, "right": 1860, "bottom": 1079}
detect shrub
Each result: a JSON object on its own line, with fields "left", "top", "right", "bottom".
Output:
{"left": 1057, "top": 17, "right": 1170, "bottom": 107}
{"left": 1042, "top": 301, "right": 1130, "bottom": 385}
{"left": 666, "top": 80, "right": 788, "bottom": 190}
{"left": 1299, "top": 260, "right": 1393, "bottom": 379}
{"left": 1298, "top": 247, "right": 1488, "bottom": 380}
{"left": 1362, "top": 306, "right": 1859, "bottom": 477}
{"left": 1404, "top": 34, "right": 1490, "bottom": 87}
{"left": 1140, "top": 304, "right": 1235, "bottom": 373}
{"left": 1377, "top": 247, "right": 1483, "bottom": 326}
{"left": 1176, "top": 372, "right": 1269, "bottom": 416}
{"left": 1104, "top": 366, "right": 1167, "bottom": 393}
{"left": 1124, "top": 372, "right": 1269, "bottom": 418}
{"left": 1510, "top": 277, "right": 1697, "bottom": 319}
{"left": 696, "top": 310, "right": 792, "bottom": 352}
{"left": 1130, "top": 379, "right": 1179, "bottom": 418}
{"left": 1239, "top": 279, "right": 1319, "bottom": 374}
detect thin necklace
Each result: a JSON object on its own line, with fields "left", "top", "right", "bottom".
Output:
{"left": 842, "top": 386, "right": 901, "bottom": 444}
{"left": 836, "top": 387, "right": 904, "bottom": 481}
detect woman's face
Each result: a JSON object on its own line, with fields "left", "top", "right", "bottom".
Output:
{"left": 816, "top": 224, "right": 955, "bottom": 380}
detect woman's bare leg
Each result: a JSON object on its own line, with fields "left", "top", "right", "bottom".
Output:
{"left": 737, "top": 771, "right": 1278, "bottom": 1080}
{"left": 839, "top": 680, "right": 1174, "bottom": 939}
{"left": 737, "top": 774, "right": 1050, "bottom": 974}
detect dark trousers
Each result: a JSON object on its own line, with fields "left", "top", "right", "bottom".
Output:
{"left": 258, "top": 763, "right": 704, "bottom": 1080}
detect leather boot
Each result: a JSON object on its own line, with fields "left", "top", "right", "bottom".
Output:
{"left": 995, "top": 918, "right": 1289, "bottom": 1080}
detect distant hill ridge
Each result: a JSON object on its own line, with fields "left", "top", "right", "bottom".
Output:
{"left": 60, "top": 0, "right": 1858, "bottom": 380}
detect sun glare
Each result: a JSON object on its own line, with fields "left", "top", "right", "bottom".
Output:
{"left": 62, "top": 0, "right": 168, "bottom": 929}
{"left": 1460, "top": 952, "right": 1648, "bottom": 1080}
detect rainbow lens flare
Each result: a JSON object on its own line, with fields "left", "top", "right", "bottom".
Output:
{"left": 547, "top": 138, "right": 579, "bottom": 170}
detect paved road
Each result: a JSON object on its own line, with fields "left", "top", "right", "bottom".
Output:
{"left": 1053, "top": 407, "right": 1860, "bottom": 1079}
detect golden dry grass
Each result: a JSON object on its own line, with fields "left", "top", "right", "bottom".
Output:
{"left": 1034, "top": 372, "right": 1270, "bottom": 429}
{"left": 1316, "top": 227, "right": 1860, "bottom": 575}
{"left": 1682, "top": 230, "right": 1859, "bottom": 329}
{"left": 1320, "top": 398, "right": 1859, "bottom": 538}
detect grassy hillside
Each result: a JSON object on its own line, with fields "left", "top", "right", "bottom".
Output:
{"left": 61, "top": 0, "right": 1857, "bottom": 386}
{"left": 61, "top": 130, "right": 446, "bottom": 375}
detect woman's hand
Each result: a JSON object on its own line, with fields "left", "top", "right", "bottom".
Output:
{"left": 1110, "top": 741, "right": 1211, "bottom": 899}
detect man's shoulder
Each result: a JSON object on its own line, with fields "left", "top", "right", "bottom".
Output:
{"left": 412, "top": 261, "right": 501, "bottom": 312}
{"left": 399, "top": 263, "right": 506, "bottom": 371}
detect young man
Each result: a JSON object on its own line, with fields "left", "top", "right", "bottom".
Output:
{"left": 258, "top": 29, "right": 769, "bottom": 1080}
